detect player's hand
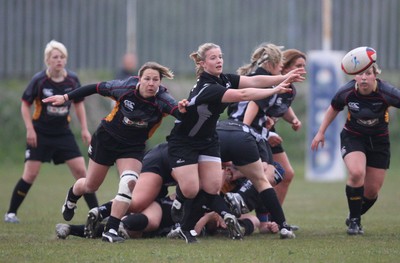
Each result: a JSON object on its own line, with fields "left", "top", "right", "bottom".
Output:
{"left": 291, "top": 118, "right": 302, "bottom": 131}
{"left": 283, "top": 68, "right": 306, "bottom": 83}
{"left": 81, "top": 129, "right": 91, "bottom": 146}
{"left": 274, "top": 78, "right": 292, "bottom": 94}
{"left": 268, "top": 133, "right": 283, "bottom": 147}
{"left": 178, "top": 99, "right": 189, "bottom": 113}
{"left": 26, "top": 128, "right": 37, "bottom": 148}
{"left": 259, "top": 221, "right": 279, "bottom": 234}
{"left": 42, "top": 94, "right": 67, "bottom": 105}
{"left": 311, "top": 132, "right": 325, "bottom": 151}
{"left": 265, "top": 118, "right": 275, "bottom": 130}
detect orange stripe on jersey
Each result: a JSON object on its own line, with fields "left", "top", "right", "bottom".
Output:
{"left": 148, "top": 113, "right": 168, "bottom": 138}
{"left": 385, "top": 109, "right": 389, "bottom": 123}
{"left": 104, "top": 101, "right": 120, "bottom": 122}
{"left": 32, "top": 98, "right": 42, "bottom": 120}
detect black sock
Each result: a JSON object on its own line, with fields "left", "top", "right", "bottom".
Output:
{"left": 69, "top": 224, "right": 104, "bottom": 238}
{"left": 122, "top": 214, "right": 149, "bottom": 231}
{"left": 175, "top": 185, "right": 188, "bottom": 204}
{"left": 239, "top": 218, "right": 254, "bottom": 236}
{"left": 259, "top": 188, "right": 287, "bottom": 229}
{"left": 105, "top": 216, "right": 121, "bottom": 232}
{"left": 95, "top": 224, "right": 106, "bottom": 237}
{"left": 201, "top": 191, "right": 230, "bottom": 218}
{"left": 7, "top": 178, "right": 32, "bottom": 214}
{"left": 361, "top": 196, "right": 377, "bottom": 215}
{"left": 67, "top": 186, "right": 82, "bottom": 203}
{"left": 346, "top": 185, "right": 364, "bottom": 219}
{"left": 98, "top": 201, "right": 113, "bottom": 219}
{"left": 180, "top": 191, "right": 204, "bottom": 231}
{"left": 69, "top": 224, "right": 86, "bottom": 237}
{"left": 83, "top": 193, "right": 99, "bottom": 209}
{"left": 182, "top": 190, "right": 231, "bottom": 232}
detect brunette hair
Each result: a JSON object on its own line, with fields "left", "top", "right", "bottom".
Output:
{"left": 138, "top": 61, "right": 174, "bottom": 79}
{"left": 282, "top": 49, "right": 307, "bottom": 73}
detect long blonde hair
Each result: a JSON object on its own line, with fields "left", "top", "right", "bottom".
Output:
{"left": 237, "top": 43, "right": 283, "bottom": 75}
{"left": 189, "top": 43, "right": 221, "bottom": 77}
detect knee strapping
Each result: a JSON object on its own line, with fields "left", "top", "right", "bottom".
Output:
{"left": 114, "top": 170, "right": 139, "bottom": 204}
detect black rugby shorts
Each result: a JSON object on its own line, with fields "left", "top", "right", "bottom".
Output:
{"left": 218, "top": 129, "right": 260, "bottom": 166}
{"left": 25, "top": 131, "right": 82, "bottom": 164}
{"left": 89, "top": 126, "right": 145, "bottom": 166}
{"left": 340, "top": 129, "right": 390, "bottom": 169}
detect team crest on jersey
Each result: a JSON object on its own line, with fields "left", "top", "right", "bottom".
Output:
{"left": 124, "top": 100, "right": 135, "bottom": 111}
{"left": 275, "top": 97, "right": 283, "bottom": 106}
{"left": 43, "top": 88, "right": 54, "bottom": 97}
{"left": 348, "top": 102, "right": 360, "bottom": 111}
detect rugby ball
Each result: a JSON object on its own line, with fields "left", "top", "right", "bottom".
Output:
{"left": 341, "top": 47, "right": 377, "bottom": 75}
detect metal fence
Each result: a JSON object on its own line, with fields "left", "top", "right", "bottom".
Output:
{"left": 1, "top": 0, "right": 399, "bottom": 79}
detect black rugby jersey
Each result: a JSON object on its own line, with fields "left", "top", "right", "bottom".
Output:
{"left": 227, "top": 67, "right": 275, "bottom": 136}
{"left": 266, "top": 84, "right": 296, "bottom": 118}
{"left": 228, "top": 67, "right": 297, "bottom": 119}
{"left": 258, "top": 68, "right": 297, "bottom": 118}
{"left": 97, "top": 76, "right": 181, "bottom": 145}
{"left": 170, "top": 72, "right": 240, "bottom": 139}
{"left": 332, "top": 79, "right": 400, "bottom": 136}
{"left": 233, "top": 67, "right": 297, "bottom": 118}
{"left": 22, "top": 70, "right": 83, "bottom": 135}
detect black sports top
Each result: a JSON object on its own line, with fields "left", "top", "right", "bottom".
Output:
{"left": 227, "top": 67, "right": 291, "bottom": 137}
{"left": 170, "top": 72, "right": 240, "bottom": 139}
{"left": 68, "top": 76, "right": 181, "bottom": 145}
{"left": 22, "top": 70, "right": 83, "bottom": 135}
{"left": 331, "top": 79, "right": 400, "bottom": 136}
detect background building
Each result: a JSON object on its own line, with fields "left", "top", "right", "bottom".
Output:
{"left": 1, "top": 0, "right": 399, "bottom": 79}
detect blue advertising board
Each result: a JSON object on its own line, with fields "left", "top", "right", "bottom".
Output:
{"left": 306, "top": 51, "right": 345, "bottom": 181}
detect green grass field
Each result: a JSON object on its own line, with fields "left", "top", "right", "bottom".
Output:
{"left": 1, "top": 160, "right": 399, "bottom": 263}
{"left": 1, "top": 74, "right": 400, "bottom": 262}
